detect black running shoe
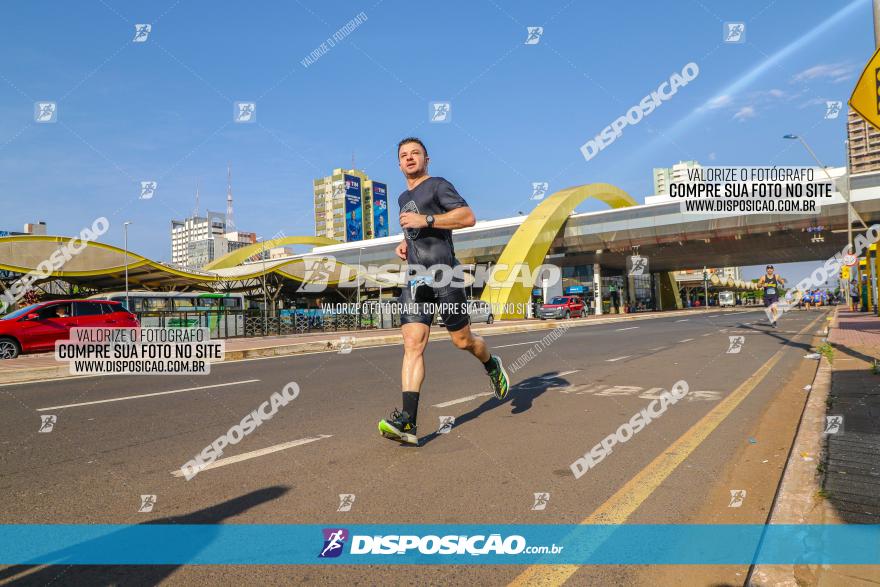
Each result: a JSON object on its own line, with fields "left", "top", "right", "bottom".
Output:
{"left": 487, "top": 355, "right": 510, "bottom": 400}
{"left": 378, "top": 409, "right": 418, "bottom": 445}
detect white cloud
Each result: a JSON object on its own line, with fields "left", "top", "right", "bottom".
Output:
{"left": 792, "top": 62, "right": 857, "bottom": 84}
{"left": 708, "top": 152, "right": 717, "bottom": 161}
{"left": 767, "top": 88, "right": 785, "bottom": 98}
{"left": 798, "top": 97, "right": 828, "bottom": 109}
{"left": 733, "top": 106, "right": 756, "bottom": 121}
{"left": 705, "top": 94, "right": 733, "bottom": 110}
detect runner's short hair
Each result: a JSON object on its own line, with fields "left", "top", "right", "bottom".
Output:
{"left": 398, "top": 137, "right": 428, "bottom": 158}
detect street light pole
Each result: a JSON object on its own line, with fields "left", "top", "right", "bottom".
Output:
{"left": 260, "top": 238, "right": 267, "bottom": 333}
{"left": 845, "top": 139, "right": 854, "bottom": 307}
{"left": 357, "top": 247, "right": 363, "bottom": 328}
{"left": 123, "top": 221, "right": 132, "bottom": 311}
{"left": 783, "top": 134, "right": 866, "bottom": 236}
{"left": 702, "top": 266, "right": 709, "bottom": 309}
{"left": 874, "top": 0, "right": 880, "bottom": 48}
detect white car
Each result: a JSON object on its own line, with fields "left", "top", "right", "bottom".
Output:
{"left": 718, "top": 291, "right": 735, "bottom": 307}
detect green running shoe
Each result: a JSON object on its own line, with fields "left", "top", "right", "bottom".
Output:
{"left": 487, "top": 354, "right": 510, "bottom": 400}
{"left": 378, "top": 409, "right": 418, "bottom": 445}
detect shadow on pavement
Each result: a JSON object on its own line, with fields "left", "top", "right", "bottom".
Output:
{"left": 832, "top": 343, "right": 877, "bottom": 365}
{"left": 823, "top": 367, "right": 880, "bottom": 524}
{"left": 419, "top": 372, "right": 572, "bottom": 446}
{"left": 0, "top": 486, "right": 289, "bottom": 586}
{"left": 733, "top": 313, "right": 824, "bottom": 354}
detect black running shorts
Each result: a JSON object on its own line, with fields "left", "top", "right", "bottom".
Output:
{"left": 398, "top": 281, "right": 470, "bottom": 332}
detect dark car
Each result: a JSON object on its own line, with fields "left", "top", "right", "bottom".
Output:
{"left": 537, "top": 296, "right": 586, "bottom": 320}
{"left": 0, "top": 300, "right": 139, "bottom": 359}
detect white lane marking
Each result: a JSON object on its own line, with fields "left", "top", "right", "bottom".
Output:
{"left": 702, "top": 332, "right": 713, "bottom": 337}
{"left": 615, "top": 327, "right": 639, "bottom": 331}
{"left": 676, "top": 319, "right": 689, "bottom": 322}
{"left": 649, "top": 346, "right": 667, "bottom": 352}
{"left": 433, "top": 392, "right": 494, "bottom": 408}
{"left": 494, "top": 340, "right": 541, "bottom": 348}
{"left": 606, "top": 355, "right": 631, "bottom": 362}
{"left": 37, "top": 380, "right": 260, "bottom": 411}
{"left": 171, "top": 435, "right": 332, "bottom": 477}
{"left": 708, "top": 314, "right": 721, "bottom": 318}
{"left": 552, "top": 370, "right": 582, "bottom": 378}
{"left": 679, "top": 338, "right": 695, "bottom": 343}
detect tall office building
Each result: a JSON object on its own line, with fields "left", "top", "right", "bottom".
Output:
{"left": 653, "top": 160, "right": 701, "bottom": 195}
{"left": 847, "top": 108, "right": 880, "bottom": 175}
{"left": 171, "top": 211, "right": 256, "bottom": 269}
{"left": 313, "top": 168, "right": 389, "bottom": 242}
{"left": 171, "top": 211, "right": 226, "bottom": 267}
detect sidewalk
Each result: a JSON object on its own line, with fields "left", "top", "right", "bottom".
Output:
{"left": 752, "top": 308, "right": 880, "bottom": 586}
{"left": 824, "top": 310, "right": 880, "bottom": 525}
{"left": 0, "top": 306, "right": 750, "bottom": 384}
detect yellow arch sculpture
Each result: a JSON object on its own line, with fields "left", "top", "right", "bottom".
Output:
{"left": 480, "top": 183, "right": 636, "bottom": 319}
{"left": 203, "top": 236, "right": 340, "bottom": 270}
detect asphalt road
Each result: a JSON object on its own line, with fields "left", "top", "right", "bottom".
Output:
{"left": 0, "top": 308, "right": 829, "bottom": 586}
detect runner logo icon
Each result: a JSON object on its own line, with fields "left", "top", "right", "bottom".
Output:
{"left": 337, "top": 494, "right": 356, "bottom": 512}
{"left": 319, "top": 528, "right": 349, "bottom": 558}
{"left": 38, "top": 415, "right": 57, "bottom": 433}
{"left": 824, "top": 415, "right": 843, "bottom": 434}
{"left": 401, "top": 200, "right": 421, "bottom": 239}
{"left": 531, "top": 492, "right": 550, "bottom": 511}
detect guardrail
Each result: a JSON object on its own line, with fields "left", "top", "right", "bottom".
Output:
{"left": 132, "top": 309, "right": 402, "bottom": 339}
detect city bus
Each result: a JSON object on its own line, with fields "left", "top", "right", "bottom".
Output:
{"left": 88, "top": 291, "right": 245, "bottom": 337}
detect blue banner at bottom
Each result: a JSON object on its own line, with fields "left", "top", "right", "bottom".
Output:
{"left": 0, "top": 525, "right": 877, "bottom": 565}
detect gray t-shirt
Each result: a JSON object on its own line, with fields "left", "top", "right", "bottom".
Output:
{"left": 398, "top": 177, "right": 468, "bottom": 268}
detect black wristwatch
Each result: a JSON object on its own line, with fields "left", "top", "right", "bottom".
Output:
{"left": 425, "top": 214, "right": 435, "bottom": 228}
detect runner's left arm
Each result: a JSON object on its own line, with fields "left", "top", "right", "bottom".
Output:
{"left": 399, "top": 206, "right": 475, "bottom": 230}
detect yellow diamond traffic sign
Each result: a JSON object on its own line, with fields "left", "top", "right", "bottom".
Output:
{"left": 850, "top": 46, "right": 880, "bottom": 131}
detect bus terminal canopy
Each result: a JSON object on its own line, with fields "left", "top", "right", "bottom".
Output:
{"left": 0, "top": 183, "right": 639, "bottom": 297}
{"left": 0, "top": 234, "right": 404, "bottom": 292}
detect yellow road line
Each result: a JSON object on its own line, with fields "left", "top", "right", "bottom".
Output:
{"left": 509, "top": 314, "right": 823, "bottom": 586}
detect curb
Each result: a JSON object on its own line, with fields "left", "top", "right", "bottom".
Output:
{"left": 0, "top": 307, "right": 753, "bottom": 385}
{"left": 0, "top": 365, "right": 70, "bottom": 384}
{"left": 748, "top": 313, "right": 835, "bottom": 586}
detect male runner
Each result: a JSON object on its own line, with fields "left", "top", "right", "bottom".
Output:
{"left": 758, "top": 265, "right": 785, "bottom": 327}
{"left": 378, "top": 137, "right": 510, "bottom": 445}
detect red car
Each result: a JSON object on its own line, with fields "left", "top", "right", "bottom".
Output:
{"left": 537, "top": 295, "right": 587, "bottom": 319}
{"left": 0, "top": 300, "right": 139, "bottom": 359}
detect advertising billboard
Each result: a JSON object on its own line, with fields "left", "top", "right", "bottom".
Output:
{"left": 344, "top": 174, "right": 362, "bottom": 242}
{"left": 372, "top": 182, "right": 388, "bottom": 238}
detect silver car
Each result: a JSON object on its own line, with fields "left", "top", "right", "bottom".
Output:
{"left": 467, "top": 300, "right": 494, "bottom": 324}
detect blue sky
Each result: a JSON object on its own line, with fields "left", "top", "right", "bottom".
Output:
{"left": 0, "top": 0, "right": 874, "bottom": 284}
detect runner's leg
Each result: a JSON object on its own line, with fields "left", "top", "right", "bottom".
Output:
{"left": 448, "top": 324, "right": 490, "bottom": 363}
{"left": 402, "top": 322, "right": 430, "bottom": 393}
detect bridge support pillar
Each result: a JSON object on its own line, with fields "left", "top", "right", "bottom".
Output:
{"left": 657, "top": 271, "right": 683, "bottom": 311}
{"left": 593, "top": 263, "right": 602, "bottom": 315}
